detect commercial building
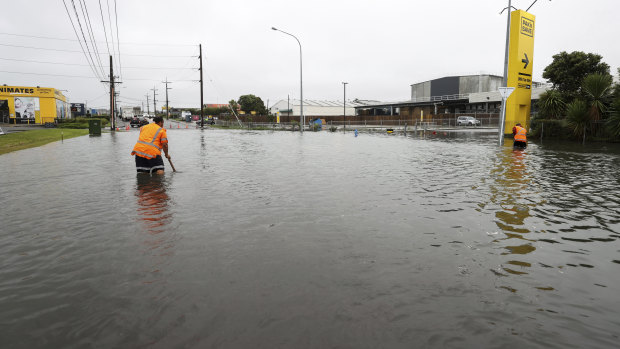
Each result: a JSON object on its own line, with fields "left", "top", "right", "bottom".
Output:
{"left": 355, "top": 74, "right": 548, "bottom": 121}
{"left": 269, "top": 99, "right": 366, "bottom": 122}
{"left": 0, "top": 85, "right": 70, "bottom": 124}
{"left": 70, "top": 103, "right": 86, "bottom": 116}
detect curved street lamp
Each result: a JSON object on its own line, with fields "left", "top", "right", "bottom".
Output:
{"left": 272, "top": 27, "right": 304, "bottom": 132}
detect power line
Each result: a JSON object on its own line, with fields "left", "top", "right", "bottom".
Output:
{"left": 0, "top": 57, "right": 196, "bottom": 70}
{"left": 78, "top": 0, "right": 106, "bottom": 77}
{"left": 0, "top": 43, "right": 195, "bottom": 57}
{"left": 113, "top": 0, "right": 123, "bottom": 81}
{"left": 122, "top": 77, "right": 196, "bottom": 82}
{"left": 0, "top": 70, "right": 98, "bottom": 79}
{"left": 61, "top": 0, "right": 105, "bottom": 85}
{"left": 117, "top": 95, "right": 145, "bottom": 102}
{"left": 87, "top": 92, "right": 110, "bottom": 101}
{"left": 106, "top": 0, "right": 119, "bottom": 80}
{"left": 69, "top": 0, "right": 104, "bottom": 79}
{"left": 0, "top": 32, "right": 197, "bottom": 47}
{"left": 97, "top": 0, "right": 111, "bottom": 55}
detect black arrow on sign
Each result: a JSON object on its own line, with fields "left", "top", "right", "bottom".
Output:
{"left": 522, "top": 53, "right": 530, "bottom": 69}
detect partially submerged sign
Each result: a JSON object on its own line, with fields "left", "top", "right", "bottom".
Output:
{"left": 505, "top": 9, "right": 536, "bottom": 134}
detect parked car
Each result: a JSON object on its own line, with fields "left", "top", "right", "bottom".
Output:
{"left": 130, "top": 117, "right": 149, "bottom": 128}
{"left": 195, "top": 118, "right": 215, "bottom": 125}
{"left": 456, "top": 116, "right": 481, "bottom": 126}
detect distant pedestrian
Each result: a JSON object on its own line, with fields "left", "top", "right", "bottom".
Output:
{"left": 131, "top": 116, "right": 171, "bottom": 174}
{"left": 513, "top": 123, "right": 527, "bottom": 149}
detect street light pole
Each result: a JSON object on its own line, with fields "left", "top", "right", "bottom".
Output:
{"left": 498, "top": 0, "right": 512, "bottom": 146}
{"left": 342, "top": 82, "right": 348, "bottom": 133}
{"left": 272, "top": 27, "right": 304, "bottom": 132}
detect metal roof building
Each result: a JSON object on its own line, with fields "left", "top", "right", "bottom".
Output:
{"left": 269, "top": 99, "right": 367, "bottom": 117}
{"left": 355, "top": 74, "right": 549, "bottom": 116}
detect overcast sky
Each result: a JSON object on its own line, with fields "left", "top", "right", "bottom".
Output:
{"left": 2, "top": 0, "right": 618, "bottom": 110}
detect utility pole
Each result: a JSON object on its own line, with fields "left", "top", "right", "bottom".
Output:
{"left": 100, "top": 55, "right": 117, "bottom": 131}
{"left": 151, "top": 86, "right": 158, "bottom": 117}
{"left": 146, "top": 94, "right": 150, "bottom": 116}
{"left": 162, "top": 78, "right": 172, "bottom": 120}
{"left": 199, "top": 43, "right": 204, "bottom": 128}
{"left": 114, "top": 91, "right": 119, "bottom": 124}
{"left": 343, "top": 82, "right": 348, "bottom": 133}
{"left": 110, "top": 56, "right": 114, "bottom": 130}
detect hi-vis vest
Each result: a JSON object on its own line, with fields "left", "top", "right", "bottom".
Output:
{"left": 131, "top": 123, "right": 168, "bottom": 159}
{"left": 514, "top": 126, "right": 527, "bottom": 142}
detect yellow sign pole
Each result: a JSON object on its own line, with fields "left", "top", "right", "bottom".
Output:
{"left": 505, "top": 9, "right": 536, "bottom": 135}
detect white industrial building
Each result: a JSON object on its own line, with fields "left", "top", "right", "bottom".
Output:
{"left": 355, "top": 74, "right": 549, "bottom": 116}
{"left": 269, "top": 99, "right": 366, "bottom": 117}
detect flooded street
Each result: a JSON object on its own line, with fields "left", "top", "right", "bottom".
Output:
{"left": 1, "top": 129, "right": 619, "bottom": 348}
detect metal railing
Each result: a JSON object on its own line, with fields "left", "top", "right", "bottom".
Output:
{"left": 211, "top": 114, "right": 503, "bottom": 130}
{"left": 409, "top": 93, "right": 470, "bottom": 103}
{"left": 326, "top": 115, "right": 500, "bottom": 129}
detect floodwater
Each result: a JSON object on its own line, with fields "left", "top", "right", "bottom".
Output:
{"left": 1, "top": 128, "right": 619, "bottom": 348}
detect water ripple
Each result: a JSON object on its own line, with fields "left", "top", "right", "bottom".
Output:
{"left": 1, "top": 130, "right": 619, "bottom": 348}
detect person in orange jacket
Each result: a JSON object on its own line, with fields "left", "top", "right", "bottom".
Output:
{"left": 513, "top": 123, "right": 527, "bottom": 149}
{"left": 131, "top": 116, "right": 171, "bottom": 174}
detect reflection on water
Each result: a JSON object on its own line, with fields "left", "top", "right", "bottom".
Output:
{"left": 1, "top": 130, "right": 619, "bottom": 348}
{"left": 487, "top": 147, "right": 539, "bottom": 280}
{"left": 135, "top": 174, "right": 172, "bottom": 234}
{"left": 134, "top": 174, "right": 180, "bottom": 288}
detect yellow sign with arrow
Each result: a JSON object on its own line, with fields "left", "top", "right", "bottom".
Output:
{"left": 505, "top": 9, "right": 535, "bottom": 134}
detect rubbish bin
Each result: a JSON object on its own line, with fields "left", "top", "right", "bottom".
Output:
{"left": 89, "top": 119, "right": 101, "bottom": 135}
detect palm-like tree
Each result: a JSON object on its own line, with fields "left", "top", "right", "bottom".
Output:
{"left": 537, "top": 90, "right": 566, "bottom": 119}
{"left": 565, "top": 99, "right": 589, "bottom": 144}
{"left": 582, "top": 74, "right": 612, "bottom": 134}
{"left": 605, "top": 98, "right": 620, "bottom": 138}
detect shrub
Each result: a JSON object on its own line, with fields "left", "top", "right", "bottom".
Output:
{"left": 57, "top": 117, "right": 109, "bottom": 129}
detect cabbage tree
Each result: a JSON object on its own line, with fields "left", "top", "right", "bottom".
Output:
{"left": 565, "top": 99, "right": 589, "bottom": 144}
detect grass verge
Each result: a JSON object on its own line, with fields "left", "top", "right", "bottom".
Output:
{"left": 0, "top": 129, "right": 89, "bottom": 155}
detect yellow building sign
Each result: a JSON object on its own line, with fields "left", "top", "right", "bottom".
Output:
{"left": 505, "top": 9, "right": 535, "bottom": 134}
{"left": 0, "top": 85, "right": 69, "bottom": 124}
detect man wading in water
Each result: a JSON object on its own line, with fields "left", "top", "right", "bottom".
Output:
{"left": 131, "top": 116, "right": 171, "bottom": 175}
{"left": 512, "top": 123, "right": 527, "bottom": 149}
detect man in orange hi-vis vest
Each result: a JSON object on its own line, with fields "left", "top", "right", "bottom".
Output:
{"left": 513, "top": 123, "right": 527, "bottom": 149}
{"left": 131, "top": 116, "right": 171, "bottom": 174}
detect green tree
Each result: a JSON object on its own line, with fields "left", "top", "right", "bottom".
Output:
{"left": 229, "top": 99, "right": 239, "bottom": 112}
{"left": 204, "top": 106, "right": 228, "bottom": 116}
{"left": 605, "top": 97, "right": 620, "bottom": 138}
{"left": 542, "top": 51, "right": 611, "bottom": 99}
{"left": 613, "top": 67, "right": 620, "bottom": 101}
{"left": 237, "top": 94, "right": 267, "bottom": 115}
{"left": 582, "top": 73, "right": 612, "bottom": 125}
{"left": 565, "top": 99, "right": 589, "bottom": 143}
{"left": 537, "top": 90, "right": 566, "bottom": 119}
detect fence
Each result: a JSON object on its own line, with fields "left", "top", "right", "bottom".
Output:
{"left": 198, "top": 112, "right": 504, "bottom": 130}
{"left": 326, "top": 113, "right": 500, "bottom": 129}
